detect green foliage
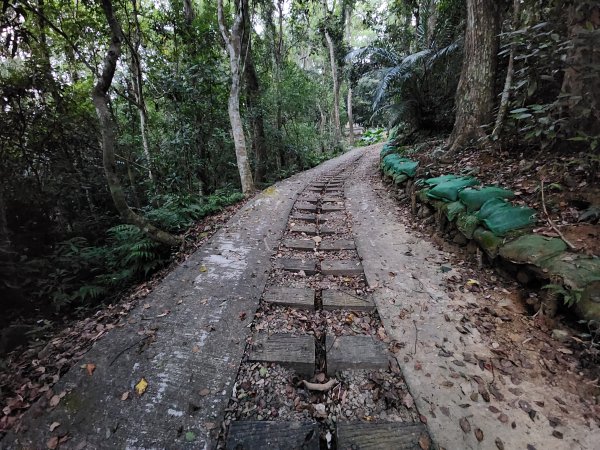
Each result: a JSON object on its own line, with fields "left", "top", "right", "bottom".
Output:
{"left": 357, "top": 128, "right": 386, "bottom": 146}
{"left": 542, "top": 284, "right": 583, "bottom": 308}
{"left": 348, "top": 0, "right": 464, "bottom": 131}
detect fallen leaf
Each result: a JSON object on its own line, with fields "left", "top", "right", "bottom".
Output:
{"left": 418, "top": 433, "right": 431, "bottom": 450}
{"left": 121, "top": 392, "right": 129, "bottom": 401}
{"left": 460, "top": 417, "right": 471, "bottom": 433}
{"left": 552, "top": 430, "right": 563, "bottom": 439}
{"left": 474, "top": 428, "right": 484, "bottom": 442}
{"left": 135, "top": 378, "right": 148, "bottom": 396}
{"left": 47, "top": 436, "right": 59, "bottom": 449}
{"left": 495, "top": 437, "right": 505, "bottom": 450}
{"left": 403, "top": 392, "right": 414, "bottom": 409}
{"left": 192, "top": 345, "right": 200, "bottom": 353}
{"left": 199, "top": 388, "right": 210, "bottom": 396}
{"left": 49, "top": 395, "right": 61, "bottom": 408}
{"left": 49, "top": 422, "right": 60, "bottom": 432}
{"left": 199, "top": 265, "right": 207, "bottom": 273}
{"left": 85, "top": 363, "right": 96, "bottom": 376}
{"left": 205, "top": 422, "right": 217, "bottom": 430}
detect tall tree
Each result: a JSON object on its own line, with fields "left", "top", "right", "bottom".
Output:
{"left": 217, "top": 0, "right": 255, "bottom": 194}
{"left": 242, "top": 0, "right": 268, "bottom": 184}
{"left": 345, "top": 2, "right": 354, "bottom": 145}
{"left": 92, "top": 0, "right": 180, "bottom": 247}
{"left": 559, "top": 1, "right": 600, "bottom": 144}
{"left": 492, "top": 0, "right": 520, "bottom": 140}
{"left": 128, "top": 0, "right": 154, "bottom": 182}
{"left": 321, "top": 0, "right": 342, "bottom": 140}
{"left": 446, "top": 0, "right": 501, "bottom": 154}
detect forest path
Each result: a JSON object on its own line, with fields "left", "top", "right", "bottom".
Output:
{"left": 3, "top": 145, "right": 596, "bottom": 450}
{"left": 1, "top": 148, "right": 364, "bottom": 449}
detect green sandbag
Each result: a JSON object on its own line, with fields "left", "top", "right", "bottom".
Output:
{"left": 427, "top": 177, "right": 480, "bottom": 202}
{"left": 499, "top": 234, "right": 567, "bottom": 265}
{"left": 459, "top": 187, "right": 515, "bottom": 213}
{"left": 380, "top": 144, "right": 397, "bottom": 159}
{"left": 420, "top": 174, "right": 461, "bottom": 187}
{"left": 456, "top": 213, "right": 479, "bottom": 239}
{"left": 382, "top": 154, "right": 419, "bottom": 178}
{"left": 444, "top": 201, "right": 466, "bottom": 222}
{"left": 476, "top": 198, "right": 536, "bottom": 236}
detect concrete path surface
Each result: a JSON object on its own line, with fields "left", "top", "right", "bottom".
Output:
{"left": 1, "top": 150, "right": 363, "bottom": 450}
{"left": 3, "top": 145, "right": 597, "bottom": 450}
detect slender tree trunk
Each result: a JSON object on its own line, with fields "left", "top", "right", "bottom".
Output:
{"left": 446, "top": 0, "right": 500, "bottom": 154}
{"left": 93, "top": 0, "right": 180, "bottom": 247}
{"left": 217, "top": 0, "right": 255, "bottom": 194}
{"left": 347, "top": 88, "right": 354, "bottom": 145}
{"left": 324, "top": 29, "right": 342, "bottom": 141}
{"left": 345, "top": 6, "right": 354, "bottom": 145}
{"left": 492, "top": 0, "right": 520, "bottom": 141}
{"left": 130, "top": 0, "right": 154, "bottom": 182}
{"left": 183, "top": 0, "right": 195, "bottom": 25}
{"left": 559, "top": 2, "right": 600, "bottom": 142}
{"left": 242, "top": 0, "right": 268, "bottom": 184}
{"left": 0, "top": 187, "right": 10, "bottom": 248}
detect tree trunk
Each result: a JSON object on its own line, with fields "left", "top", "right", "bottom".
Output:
{"left": 446, "top": 0, "right": 500, "bottom": 154}
{"left": 130, "top": 0, "right": 154, "bottom": 182}
{"left": 217, "top": 0, "right": 255, "bottom": 194}
{"left": 492, "top": 0, "right": 520, "bottom": 141}
{"left": 93, "top": 0, "right": 180, "bottom": 247}
{"left": 559, "top": 2, "right": 600, "bottom": 143}
{"left": 324, "top": 29, "right": 342, "bottom": 141}
{"left": 345, "top": 5, "right": 354, "bottom": 146}
{"left": 0, "top": 188, "right": 10, "bottom": 248}
{"left": 347, "top": 87, "right": 354, "bottom": 145}
{"left": 183, "top": 0, "right": 195, "bottom": 25}
{"left": 242, "top": 0, "right": 268, "bottom": 184}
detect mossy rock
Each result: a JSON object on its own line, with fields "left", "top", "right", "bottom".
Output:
{"left": 473, "top": 227, "right": 504, "bottom": 259}
{"left": 499, "top": 234, "right": 567, "bottom": 266}
{"left": 456, "top": 213, "right": 479, "bottom": 240}
{"left": 538, "top": 254, "right": 600, "bottom": 290}
{"left": 417, "top": 189, "right": 431, "bottom": 204}
{"left": 574, "top": 280, "right": 600, "bottom": 322}
{"left": 443, "top": 201, "right": 466, "bottom": 222}
{"left": 393, "top": 173, "right": 408, "bottom": 185}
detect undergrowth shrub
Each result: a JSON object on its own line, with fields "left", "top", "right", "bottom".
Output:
{"left": 15, "top": 190, "right": 245, "bottom": 312}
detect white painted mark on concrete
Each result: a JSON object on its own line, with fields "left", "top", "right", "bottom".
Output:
{"left": 194, "top": 236, "right": 251, "bottom": 285}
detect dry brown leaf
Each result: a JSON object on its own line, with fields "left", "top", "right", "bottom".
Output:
{"left": 85, "top": 363, "right": 96, "bottom": 376}
{"left": 199, "top": 388, "right": 210, "bottom": 396}
{"left": 403, "top": 392, "right": 414, "bottom": 409}
{"left": 459, "top": 417, "right": 471, "bottom": 433}
{"left": 49, "top": 395, "right": 61, "bottom": 408}
{"left": 418, "top": 433, "right": 431, "bottom": 450}
{"left": 121, "top": 392, "right": 129, "bottom": 401}
{"left": 47, "top": 436, "right": 59, "bottom": 449}
{"left": 474, "top": 428, "right": 484, "bottom": 442}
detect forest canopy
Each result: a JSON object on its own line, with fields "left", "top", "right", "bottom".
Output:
{"left": 1, "top": 0, "right": 598, "bottom": 326}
